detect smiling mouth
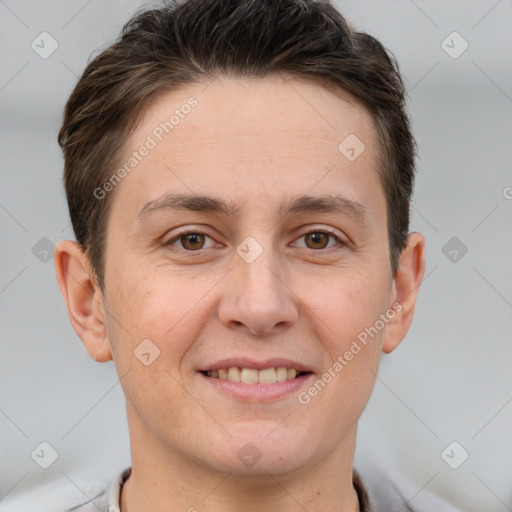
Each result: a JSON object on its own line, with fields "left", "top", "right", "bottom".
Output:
{"left": 200, "top": 367, "right": 311, "bottom": 384}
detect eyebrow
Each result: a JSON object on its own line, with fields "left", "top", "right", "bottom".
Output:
{"left": 137, "top": 192, "right": 369, "bottom": 223}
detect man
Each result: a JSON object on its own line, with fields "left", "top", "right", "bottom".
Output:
{"left": 54, "top": 1, "right": 425, "bottom": 510}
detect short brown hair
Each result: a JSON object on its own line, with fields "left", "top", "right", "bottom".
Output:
{"left": 58, "top": 0, "right": 416, "bottom": 291}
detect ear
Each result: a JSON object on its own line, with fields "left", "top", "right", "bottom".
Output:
{"left": 382, "top": 232, "right": 426, "bottom": 354}
{"left": 54, "top": 240, "right": 112, "bottom": 362}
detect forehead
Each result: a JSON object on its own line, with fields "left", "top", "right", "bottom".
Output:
{"left": 113, "top": 75, "right": 382, "bottom": 217}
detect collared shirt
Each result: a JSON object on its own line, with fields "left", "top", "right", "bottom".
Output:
{"left": 67, "top": 466, "right": 376, "bottom": 511}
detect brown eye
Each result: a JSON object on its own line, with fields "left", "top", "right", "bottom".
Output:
{"left": 304, "top": 232, "right": 330, "bottom": 249}
{"left": 294, "top": 229, "right": 344, "bottom": 252}
{"left": 165, "top": 230, "right": 217, "bottom": 252}
{"left": 180, "top": 233, "right": 206, "bottom": 250}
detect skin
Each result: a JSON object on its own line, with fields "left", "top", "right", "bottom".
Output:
{"left": 54, "top": 75, "right": 425, "bottom": 512}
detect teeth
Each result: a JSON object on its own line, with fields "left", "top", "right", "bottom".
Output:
{"left": 287, "top": 368, "right": 297, "bottom": 380}
{"left": 276, "top": 367, "right": 288, "bottom": 382}
{"left": 240, "top": 368, "right": 259, "bottom": 384}
{"left": 227, "top": 367, "right": 241, "bottom": 382}
{"left": 205, "top": 366, "right": 304, "bottom": 384}
{"left": 258, "top": 368, "right": 277, "bottom": 384}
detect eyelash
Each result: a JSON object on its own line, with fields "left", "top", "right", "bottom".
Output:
{"left": 164, "top": 227, "right": 346, "bottom": 254}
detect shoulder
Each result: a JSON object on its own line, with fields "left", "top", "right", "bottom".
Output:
{"left": 353, "top": 468, "right": 376, "bottom": 512}
{"left": 66, "top": 490, "right": 108, "bottom": 512}
{"left": 357, "top": 466, "right": 468, "bottom": 512}
{"left": 64, "top": 467, "right": 131, "bottom": 512}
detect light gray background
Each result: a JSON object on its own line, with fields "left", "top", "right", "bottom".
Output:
{"left": 1, "top": 1, "right": 511, "bottom": 511}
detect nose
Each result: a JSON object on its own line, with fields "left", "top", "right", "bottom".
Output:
{"left": 217, "top": 250, "right": 299, "bottom": 337}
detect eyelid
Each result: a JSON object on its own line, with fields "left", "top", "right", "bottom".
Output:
{"left": 164, "top": 225, "right": 347, "bottom": 253}
{"left": 292, "top": 226, "right": 347, "bottom": 249}
{"left": 164, "top": 227, "right": 218, "bottom": 250}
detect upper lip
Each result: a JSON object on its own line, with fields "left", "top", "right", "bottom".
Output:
{"left": 199, "top": 357, "right": 313, "bottom": 373}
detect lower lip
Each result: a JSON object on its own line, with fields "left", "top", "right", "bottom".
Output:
{"left": 199, "top": 372, "right": 314, "bottom": 401}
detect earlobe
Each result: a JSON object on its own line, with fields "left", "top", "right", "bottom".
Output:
{"left": 382, "top": 232, "right": 426, "bottom": 354}
{"left": 54, "top": 240, "right": 113, "bottom": 362}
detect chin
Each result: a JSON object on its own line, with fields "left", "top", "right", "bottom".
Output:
{"left": 204, "top": 426, "right": 318, "bottom": 476}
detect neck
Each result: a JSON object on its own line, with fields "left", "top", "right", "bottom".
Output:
{"left": 120, "top": 410, "right": 360, "bottom": 512}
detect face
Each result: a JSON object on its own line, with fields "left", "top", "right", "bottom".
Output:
{"left": 98, "top": 76, "right": 399, "bottom": 475}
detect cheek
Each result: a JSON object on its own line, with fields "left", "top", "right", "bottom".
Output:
{"left": 305, "top": 268, "right": 389, "bottom": 343}
{"left": 300, "top": 279, "right": 385, "bottom": 426}
{"left": 320, "top": 270, "right": 391, "bottom": 395}
{"left": 298, "top": 267, "right": 390, "bottom": 412}
{"left": 103, "top": 272, "right": 208, "bottom": 426}
{"left": 105, "top": 268, "right": 215, "bottom": 367}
